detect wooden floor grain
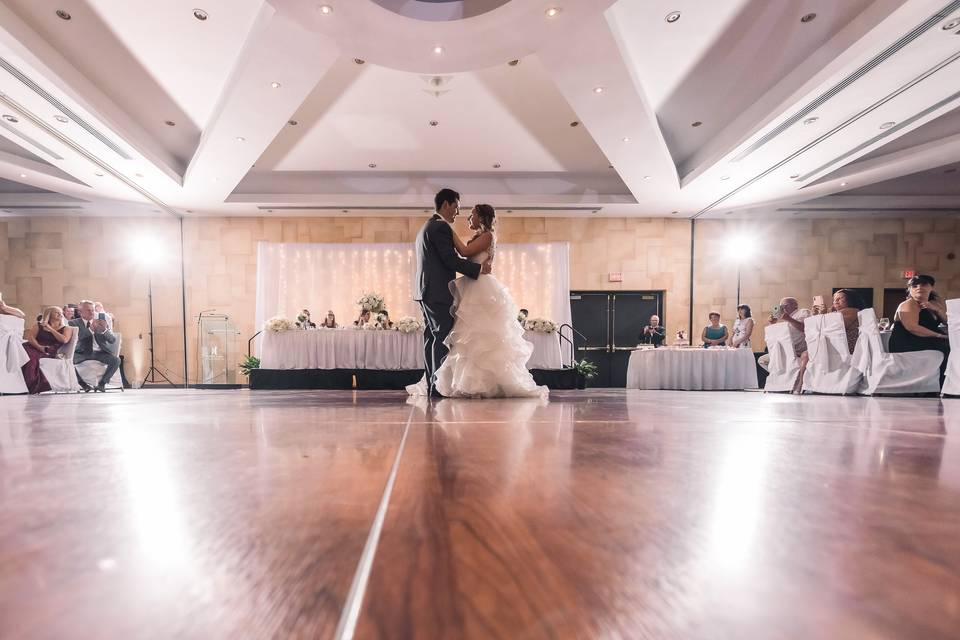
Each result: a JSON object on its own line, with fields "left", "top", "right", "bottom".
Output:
{"left": 1, "top": 390, "right": 958, "bottom": 639}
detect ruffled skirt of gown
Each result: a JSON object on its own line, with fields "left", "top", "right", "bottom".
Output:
{"left": 408, "top": 274, "right": 548, "bottom": 399}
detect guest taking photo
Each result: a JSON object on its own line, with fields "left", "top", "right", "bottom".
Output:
{"left": 639, "top": 314, "right": 666, "bottom": 347}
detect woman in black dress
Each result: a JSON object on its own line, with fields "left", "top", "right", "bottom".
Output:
{"left": 22, "top": 306, "right": 75, "bottom": 394}
{"left": 888, "top": 275, "right": 950, "bottom": 386}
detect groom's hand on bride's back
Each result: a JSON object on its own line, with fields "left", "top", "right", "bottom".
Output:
{"left": 481, "top": 261, "right": 493, "bottom": 275}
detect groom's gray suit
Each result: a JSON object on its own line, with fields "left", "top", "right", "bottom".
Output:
{"left": 414, "top": 214, "right": 482, "bottom": 397}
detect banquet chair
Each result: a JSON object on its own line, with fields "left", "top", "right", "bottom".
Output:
{"left": 942, "top": 298, "right": 959, "bottom": 397}
{"left": 852, "top": 308, "right": 942, "bottom": 395}
{"left": 38, "top": 329, "right": 80, "bottom": 393}
{"left": 763, "top": 322, "right": 801, "bottom": 392}
{"left": 801, "top": 313, "right": 862, "bottom": 395}
{"left": 76, "top": 332, "right": 124, "bottom": 391}
{"left": 0, "top": 314, "right": 29, "bottom": 394}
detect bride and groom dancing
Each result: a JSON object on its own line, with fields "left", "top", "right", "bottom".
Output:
{"left": 408, "top": 188, "right": 548, "bottom": 400}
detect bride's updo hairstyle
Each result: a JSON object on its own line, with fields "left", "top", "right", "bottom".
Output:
{"left": 474, "top": 203, "right": 496, "bottom": 232}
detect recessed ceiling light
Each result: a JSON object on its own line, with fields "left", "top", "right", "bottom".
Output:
{"left": 270, "top": 82, "right": 281, "bottom": 89}
{"left": 803, "top": 117, "right": 819, "bottom": 125}
{"left": 691, "top": 121, "right": 702, "bottom": 127}
{"left": 622, "top": 137, "right": 630, "bottom": 142}
{"left": 665, "top": 11, "right": 681, "bottom": 23}
{"left": 720, "top": 175, "right": 730, "bottom": 180}
{"left": 570, "top": 121, "right": 579, "bottom": 127}
{"left": 508, "top": 59, "right": 520, "bottom": 66}
{"left": 671, "top": 211, "right": 679, "bottom": 215}
{"left": 840, "top": 182, "right": 847, "bottom": 186}
{"left": 2, "top": 114, "right": 19, "bottom": 123}
{"left": 236, "top": 136, "right": 245, "bottom": 142}
{"left": 493, "top": 163, "right": 501, "bottom": 168}
{"left": 943, "top": 17, "right": 960, "bottom": 30}
{"left": 643, "top": 175, "right": 652, "bottom": 180}
{"left": 593, "top": 86, "right": 604, "bottom": 94}
{"left": 165, "top": 120, "right": 176, "bottom": 126}
{"left": 608, "top": 164, "right": 614, "bottom": 169}
{"left": 135, "top": 173, "right": 144, "bottom": 178}
{"left": 725, "top": 211, "right": 733, "bottom": 215}
{"left": 193, "top": 8, "right": 208, "bottom": 21}
{"left": 288, "top": 119, "right": 298, "bottom": 126}
{"left": 53, "top": 115, "right": 69, "bottom": 123}
{"left": 94, "top": 172, "right": 104, "bottom": 177}
{"left": 800, "top": 12, "right": 817, "bottom": 23}
{"left": 342, "top": 209, "right": 349, "bottom": 213}
{"left": 19, "top": 173, "right": 26, "bottom": 178}
{"left": 186, "top": 210, "right": 193, "bottom": 213}
{"left": 507, "top": 210, "right": 513, "bottom": 213}
{"left": 879, "top": 121, "right": 895, "bottom": 129}
{"left": 429, "top": 120, "right": 438, "bottom": 126}
{"left": 319, "top": 5, "right": 332, "bottom": 15}
{"left": 545, "top": 7, "right": 561, "bottom": 18}
{"left": 789, "top": 173, "right": 800, "bottom": 179}
{"left": 56, "top": 9, "right": 71, "bottom": 20}
{"left": 368, "top": 163, "right": 377, "bottom": 168}
{"left": 433, "top": 45, "right": 444, "bottom": 55}
{"left": 354, "top": 58, "right": 365, "bottom": 65}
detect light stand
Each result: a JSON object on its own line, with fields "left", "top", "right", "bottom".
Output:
{"left": 140, "top": 273, "right": 175, "bottom": 387}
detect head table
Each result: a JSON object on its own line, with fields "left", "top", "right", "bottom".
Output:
{"left": 626, "top": 346, "right": 759, "bottom": 391}
{"left": 260, "top": 328, "right": 563, "bottom": 370}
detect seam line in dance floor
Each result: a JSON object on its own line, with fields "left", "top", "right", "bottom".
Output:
{"left": 333, "top": 404, "right": 415, "bottom": 640}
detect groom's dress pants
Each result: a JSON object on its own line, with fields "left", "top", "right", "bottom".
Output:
{"left": 420, "top": 300, "right": 454, "bottom": 396}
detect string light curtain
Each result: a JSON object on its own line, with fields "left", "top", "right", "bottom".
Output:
{"left": 255, "top": 241, "right": 571, "bottom": 335}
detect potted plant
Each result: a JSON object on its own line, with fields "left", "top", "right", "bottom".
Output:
{"left": 572, "top": 359, "right": 598, "bottom": 389}
{"left": 240, "top": 355, "right": 260, "bottom": 377}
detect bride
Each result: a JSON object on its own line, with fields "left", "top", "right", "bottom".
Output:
{"left": 408, "top": 204, "right": 548, "bottom": 399}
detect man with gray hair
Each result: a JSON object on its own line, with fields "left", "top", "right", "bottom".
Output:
{"left": 69, "top": 299, "right": 119, "bottom": 392}
{"left": 639, "top": 314, "right": 666, "bottom": 347}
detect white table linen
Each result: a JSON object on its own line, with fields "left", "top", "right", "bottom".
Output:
{"left": 0, "top": 315, "right": 29, "bottom": 394}
{"left": 524, "top": 330, "right": 563, "bottom": 369}
{"left": 261, "top": 329, "right": 425, "bottom": 370}
{"left": 943, "top": 298, "right": 959, "bottom": 396}
{"left": 626, "top": 347, "right": 758, "bottom": 391}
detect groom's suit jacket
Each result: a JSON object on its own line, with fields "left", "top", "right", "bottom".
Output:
{"left": 415, "top": 214, "right": 482, "bottom": 306}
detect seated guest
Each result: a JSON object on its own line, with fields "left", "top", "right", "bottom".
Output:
{"left": 376, "top": 310, "right": 394, "bottom": 330}
{"left": 62, "top": 305, "right": 76, "bottom": 321}
{"left": 701, "top": 312, "right": 728, "bottom": 347}
{"left": 889, "top": 274, "right": 950, "bottom": 386}
{"left": 70, "top": 300, "right": 119, "bottom": 393}
{"left": 22, "top": 306, "right": 75, "bottom": 394}
{"left": 354, "top": 309, "right": 372, "bottom": 327}
{"left": 93, "top": 301, "right": 114, "bottom": 330}
{"left": 297, "top": 309, "right": 317, "bottom": 329}
{"left": 0, "top": 294, "right": 26, "bottom": 319}
{"left": 813, "top": 289, "right": 864, "bottom": 354}
{"left": 320, "top": 310, "right": 338, "bottom": 328}
{"left": 758, "top": 297, "right": 811, "bottom": 393}
{"left": 731, "top": 305, "right": 754, "bottom": 349}
{"left": 639, "top": 314, "right": 666, "bottom": 347}
{"left": 518, "top": 308, "right": 529, "bottom": 325}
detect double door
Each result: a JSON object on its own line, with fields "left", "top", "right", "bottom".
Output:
{"left": 570, "top": 291, "right": 663, "bottom": 387}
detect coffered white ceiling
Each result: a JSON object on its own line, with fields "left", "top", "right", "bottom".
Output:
{"left": 0, "top": 0, "right": 958, "bottom": 219}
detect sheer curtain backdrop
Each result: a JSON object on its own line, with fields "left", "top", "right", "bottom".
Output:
{"left": 255, "top": 240, "right": 571, "bottom": 346}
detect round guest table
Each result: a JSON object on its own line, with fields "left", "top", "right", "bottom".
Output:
{"left": 626, "top": 347, "right": 759, "bottom": 391}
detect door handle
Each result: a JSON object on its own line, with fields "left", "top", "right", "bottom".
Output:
{"left": 612, "top": 346, "right": 636, "bottom": 352}
{"left": 580, "top": 346, "right": 607, "bottom": 352}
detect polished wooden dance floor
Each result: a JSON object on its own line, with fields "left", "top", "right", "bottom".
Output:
{"left": 1, "top": 390, "right": 958, "bottom": 639}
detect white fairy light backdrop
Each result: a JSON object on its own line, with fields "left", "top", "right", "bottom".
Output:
{"left": 255, "top": 241, "right": 571, "bottom": 338}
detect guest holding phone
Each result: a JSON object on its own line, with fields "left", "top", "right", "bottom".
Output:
{"left": 639, "top": 314, "right": 666, "bottom": 347}
{"left": 70, "top": 300, "right": 119, "bottom": 392}
{"left": 813, "top": 290, "right": 864, "bottom": 354}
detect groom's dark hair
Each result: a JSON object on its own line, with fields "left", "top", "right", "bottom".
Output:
{"left": 434, "top": 188, "right": 460, "bottom": 212}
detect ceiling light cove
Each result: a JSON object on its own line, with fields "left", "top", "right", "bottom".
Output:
{"left": 665, "top": 11, "right": 681, "bottom": 23}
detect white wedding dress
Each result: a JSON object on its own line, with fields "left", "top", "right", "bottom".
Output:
{"left": 408, "top": 237, "right": 548, "bottom": 399}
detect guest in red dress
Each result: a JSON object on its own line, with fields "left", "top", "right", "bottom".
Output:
{"left": 22, "top": 306, "right": 75, "bottom": 394}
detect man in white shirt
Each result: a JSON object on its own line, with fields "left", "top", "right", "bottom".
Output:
{"left": 758, "top": 297, "right": 811, "bottom": 376}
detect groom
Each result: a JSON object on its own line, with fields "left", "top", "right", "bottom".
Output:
{"left": 415, "top": 188, "right": 490, "bottom": 397}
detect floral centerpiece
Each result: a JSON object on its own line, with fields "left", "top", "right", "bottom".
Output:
{"left": 395, "top": 316, "right": 425, "bottom": 334}
{"left": 524, "top": 318, "right": 557, "bottom": 334}
{"left": 264, "top": 316, "right": 295, "bottom": 332}
{"left": 357, "top": 292, "right": 385, "bottom": 313}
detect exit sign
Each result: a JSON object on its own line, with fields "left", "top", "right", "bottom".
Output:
{"left": 608, "top": 272, "right": 623, "bottom": 282}
{"left": 902, "top": 269, "right": 916, "bottom": 278}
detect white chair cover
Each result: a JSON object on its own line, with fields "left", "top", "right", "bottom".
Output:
{"left": 853, "top": 308, "right": 942, "bottom": 395}
{"left": 38, "top": 328, "right": 80, "bottom": 393}
{"left": 802, "top": 314, "right": 862, "bottom": 395}
{"left": 76, "top": 332, "right": 123, "bottom": 389}
{"left": 942, "top": 299, "right": 959, "bottom": 396}
{"left": 764, "top": 322, "right": 801, "bottom": 392}
{"left": 0, "top": 315, "right": 29, "bottom": 394}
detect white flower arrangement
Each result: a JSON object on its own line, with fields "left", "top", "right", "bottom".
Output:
{"left": 264, "top": 316, "right": 295, "bottom": 332}
{"left": 357, "top": 292, "right": 385, "bottom": 313}
{"left": 362, "top": 322, "right": 379, "bottom": 330}
{"left": 524, "top": 318, "right": 557, "bottom": 334}
{"left": 395, "top": 316, "right": 425, "bottom": 334}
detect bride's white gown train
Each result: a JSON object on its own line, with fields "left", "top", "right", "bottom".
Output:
{"left": 408, "top": 243, "right": 548, "bottom": 399}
